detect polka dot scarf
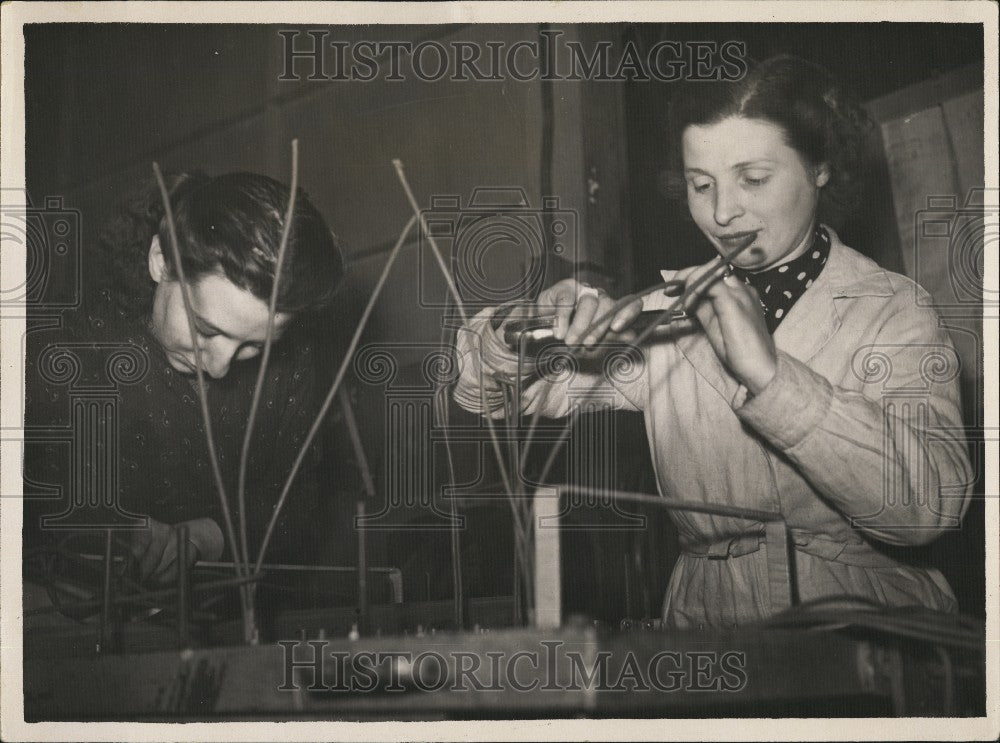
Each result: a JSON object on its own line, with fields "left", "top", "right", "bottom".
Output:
{"left": 730, "top": 226, "right": 831, "bottom": 334}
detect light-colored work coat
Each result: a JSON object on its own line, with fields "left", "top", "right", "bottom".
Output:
{"left": 454, "top": 229, "right": 973, "bottom": 628}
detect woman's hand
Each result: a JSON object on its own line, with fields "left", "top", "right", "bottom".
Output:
{"left": 535, "top": 279, "right": 644, "bottom": 350}
{"left": 128, "top": 516, "right": 222, "bottom": 583}
{"left": 673, "top": 260, "right": 777, "bottom": 394}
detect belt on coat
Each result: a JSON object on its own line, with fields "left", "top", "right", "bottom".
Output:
{"left": 682, "top": 528, "right": 905, "bottom": 569}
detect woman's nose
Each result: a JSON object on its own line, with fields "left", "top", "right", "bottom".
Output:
{"left": 713, "top": 182, "right": 744, "bottom": 226}
{"left": 202, "top": 339, "right": 238, "bottom": 379}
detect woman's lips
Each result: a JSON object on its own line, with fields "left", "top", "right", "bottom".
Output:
{"left": 717, "top": 231, "right": 760, "bottom": 259}
{"left": 717, "top": 230, "right": 759, "bottom": 244}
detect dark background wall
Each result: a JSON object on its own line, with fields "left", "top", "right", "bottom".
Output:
{"left": 24, "top": 23, "right": 986, "bottom": 616}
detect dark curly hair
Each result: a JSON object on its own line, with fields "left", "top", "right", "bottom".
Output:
{"left": 96, "top": 171, "right": 344, "bottom": 319}
{"left": 663, "top": 54, "right": 873, "bottom": 228}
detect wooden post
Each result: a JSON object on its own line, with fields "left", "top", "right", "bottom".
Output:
{"left": 532, "top": 488, "right": 561, "bottom": 628}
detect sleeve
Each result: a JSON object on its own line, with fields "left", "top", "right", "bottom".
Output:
{"left": 732, "top": 297, "right": 974, "bottom": 546}
{"left": 452, "top": 306, "right": 646, "bottom": 420}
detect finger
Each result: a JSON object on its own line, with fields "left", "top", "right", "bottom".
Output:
{"left": 668, "top": 265, "right": 698, "bottom": 288}
{"left": 663, "top": 280, "right": 685, "bottom": 297}
{"left": 710, "top": 274, "right": 764, "bottom": 326}
{"left": 733, "top": 279, "right": 766, "bottom": 317}
{"left": 582, "top": 295, "right": 618, "bottom": 347}
{"left": 691, "top": 261, "right": 730, "bottom": 298}
{"left": 675, "top": 259, "right": 727, "bottom": 311}
{"left": 689, "top": 274, "right": 735, "bottom": 331}
{"left": 542, "top": 283, "right": 577, "bottom": 341}
{"left": 709, "top": 273, "right": 763, "bottom": 315}
{"left": 691, "top": 298, "right": 731, "bottom": 369}
{"left": 671, "top": 258, "right": 721, "bottom": 285}
{"left": 691, "top": 293, "right": 720, "bottom": 337}
{"left": 610, "top": 298, "right": 644, "bottom": 333}
{"left": 743, "top": 286, "right": 768, "bottom": 325}
{"left": 700, "top": 275, "right": 771, "bottom": 358}
{"left": 565, "top": 293, "right": 599, "bottom": 347}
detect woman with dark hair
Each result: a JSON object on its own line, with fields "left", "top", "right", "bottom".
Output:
{"left": 454, "top": 55, "right": 974, "bottom": 628}
{"left": 25, "top": 171, "right": 346, "bottom": 584}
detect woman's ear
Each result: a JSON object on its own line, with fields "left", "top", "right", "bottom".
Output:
{"left": 148, "top": 235, "right": 168, "bottom": 283}
{"left": 814, "top": 163, "right": 831, "bottom": 189}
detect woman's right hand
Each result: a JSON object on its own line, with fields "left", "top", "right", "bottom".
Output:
{"left": 535, "top": 279, "right": 644, "bottom": 349}
{"left": 128, "top": 516, "right": 223, "bottom": 583}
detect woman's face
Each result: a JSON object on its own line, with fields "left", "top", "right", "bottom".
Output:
{"left": 147, "top": 237, "right": 292, "bottom": 378}
{"left": 682, "top": 116, "right": 829, "bottom": 271}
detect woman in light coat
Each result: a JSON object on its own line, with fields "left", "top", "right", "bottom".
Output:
{"left": 453, "top": 55, "right": 973, "bottom": 629}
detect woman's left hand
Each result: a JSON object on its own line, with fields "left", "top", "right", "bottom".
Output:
{"left": 673, "top": 259, "right": 777, "bottom": 395}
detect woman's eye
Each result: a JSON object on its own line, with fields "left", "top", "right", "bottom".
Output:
{"left": 690, "top": 181, "right": 713, "bottom": 194}
{"left": 742, "top": 174, "right": 770, "bottom": 187}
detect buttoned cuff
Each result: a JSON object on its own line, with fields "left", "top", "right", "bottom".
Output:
{"left": 480, "top": 306, "right": 528, "bottom": 383}
{"left": 732, "top": 351, "right": 833, "bottom": 450}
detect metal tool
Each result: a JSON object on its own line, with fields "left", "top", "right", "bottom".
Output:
{"left": 503, "top": 308, "right": 689, "bottom": 347}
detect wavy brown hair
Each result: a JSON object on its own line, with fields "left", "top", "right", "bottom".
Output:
{"left": 663, "top": 54, "right": 874, "bottom": 229}
{"left": 95, "top": 171, "right": 344, "bottom": 319}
